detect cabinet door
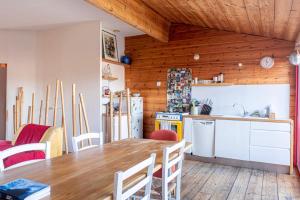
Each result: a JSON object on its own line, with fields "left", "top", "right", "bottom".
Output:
{"left": 215, "top": 120, "right": 250, "bottom": 161}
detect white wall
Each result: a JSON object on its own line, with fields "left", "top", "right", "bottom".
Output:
{"left": 0, "top": 31, "right": 38, "bottom": 140}
{"left": 192, "top": 84, "right": 290, "bottom": 119}
{"left": 36, "top": 21, "right": 101, "bottom": 150}
{"left": 0, "top": 22, "right": 126, "bottom": 143}
{"left": 102, "top": 62, "right": 125, "bottom": 91}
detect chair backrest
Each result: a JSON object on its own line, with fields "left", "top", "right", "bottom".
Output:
{"left": 162, "top": 139, "right": 186, "bottom": 200}
{"left": 72, "top": 132, "right": 103, "bottom": 152}
{"left": 150, "top": 130, "right": 178, "bottom": 178}
{"left": 0, "top": 142, "right": 50, "bottom": 172}
{"left": 114, "top": 153, "right": 156, "bottom": 200}
{"left": 150, "top": 130, "right": 178, "bottom": 141}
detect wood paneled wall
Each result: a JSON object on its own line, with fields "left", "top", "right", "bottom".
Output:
{"left": 125, "top": 24, "right": 296, "bottom": 138}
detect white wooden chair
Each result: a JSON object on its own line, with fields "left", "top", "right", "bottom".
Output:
{"left": 72, "top": 132, "right": 103, "bottom": 152}
{"left": 114, "top": 153, "right": 156, "bottom": 200}
{"left": 154, "top": 139, "right": 186, "bottom": 200}
{"left": 0, "top": 142, "right": 51, "bottom": 172}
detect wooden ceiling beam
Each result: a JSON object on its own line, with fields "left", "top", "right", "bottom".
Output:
{"left": 86, "top": 0, "right": 171, "bottom": 42}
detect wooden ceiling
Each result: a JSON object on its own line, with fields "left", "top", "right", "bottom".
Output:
{"left": 87, "top": 0, "right": 300, "bottom": 42}
{"left": 141, "top": 0, "right": 300, "bottom": 41}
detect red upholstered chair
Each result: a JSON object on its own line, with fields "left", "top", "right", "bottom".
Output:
{"left": 149, "top": 130, "right": 178, "bottom": 142}
{"left": 0, "top": 124, "right": 63, "bottom": 170}
{"left": 149, "top": 130, "right": 178, "bottom": 178}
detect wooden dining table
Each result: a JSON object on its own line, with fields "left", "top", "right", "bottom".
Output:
{"left": 0, "top": 139, "right": 192, "bottom": 200}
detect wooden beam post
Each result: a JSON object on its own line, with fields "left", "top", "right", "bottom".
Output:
{"left": 86, "top": 0, "right": 170, "bottom": 42}
{"left": 27, "top": 106, "right": 32, "bottom": 124}
{"left": 15, "top": 96, "right": 19, "bottom": 129}
{"left": 31, "top": 92, "right": 35, "bottom": 124}
{"left": 118, "top": 93, "right": 122, "bottom": 140}
{"left": 78, "top": 103, "right": 84, "bottom": 147}
{"left": 72, "top": 84, "right": 77, "bottom": 137}
{"left": 79, "top": 93, "right": 90, "bottom": 132}
{"left": 110, "top": 92, "right": 114, "bottom": 142}
{"left": 79, "top": 93, "right": 92, "bottom": 145}
{"left": 39, "top": 100, "right": 43, "bottom": 125}
{"left": 126, "top": 88, "right": 132, "bottom": 138}
{"left": 13, "top": 105, "right": 16, "bottom": 134}
{"left": 45, "top": 85, "right": 50, "bottom": 125}
{"left": 53, "top": 80, "right": 59, "bottom": 127}
{"left": 60, "top": 81, "right": 68, "bottom": 154}
{"left": 18, "top": 87, "right": 24, "bottom": 128}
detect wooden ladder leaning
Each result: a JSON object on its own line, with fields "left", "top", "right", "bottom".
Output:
{"left": 108, "top": 88, "right": 132, "bottom": 142}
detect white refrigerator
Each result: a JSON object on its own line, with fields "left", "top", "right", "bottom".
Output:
{"left": 105, "top": 97, "right": 143, "bottom": 140}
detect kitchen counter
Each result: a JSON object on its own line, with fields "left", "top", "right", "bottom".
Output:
{"left": 183, "top": 114, "right": 292, "bottom": 123}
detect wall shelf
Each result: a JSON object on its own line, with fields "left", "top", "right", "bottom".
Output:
{"left": 192, "top": 83, "right": 234, "bottom": 87}
{"left": 102, "top": 58, "right": 130, "bottom": 67}
{"left": 102, "top": 75, "right": 118, "bottom": 81}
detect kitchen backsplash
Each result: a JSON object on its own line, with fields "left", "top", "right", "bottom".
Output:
{"left": 191, "top": 84, "right": 290, "bottom": 119}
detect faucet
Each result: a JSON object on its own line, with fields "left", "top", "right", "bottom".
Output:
{"left": 233, "top": 103, "right": 248, "bottom": 117}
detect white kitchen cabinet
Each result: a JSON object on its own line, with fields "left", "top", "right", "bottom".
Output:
{"left": 250, "top": 146, "right": 290, "bottom": 165}
{"left": 251, "top": 121, "right": 290, "bottom": 132}
{"left": 250, "top": 130, "right": 290, "bottom": 149}
{"left": 215, "top": 120, "right": 250, "bottom": 161}
{"left": 249, "top": 121, "right": 291, "bottom": 165}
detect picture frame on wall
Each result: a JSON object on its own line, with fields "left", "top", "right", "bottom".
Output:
{"left": 102, "top": 30, "right": 119, "bottom": 62}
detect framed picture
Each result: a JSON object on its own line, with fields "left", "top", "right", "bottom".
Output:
{"left": 102, "top": 30, "right": 119, "bottom": 62}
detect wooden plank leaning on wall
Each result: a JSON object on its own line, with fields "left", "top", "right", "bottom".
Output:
{"left": 108, "top": 89, "right": 132, "bottom": 143}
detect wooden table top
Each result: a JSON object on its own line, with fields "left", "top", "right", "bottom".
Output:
{"left": 0, "top": 139, "right": 192, "bottom": 200}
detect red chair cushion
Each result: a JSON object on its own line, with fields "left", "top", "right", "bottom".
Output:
{"left": 0, "top": 140, "right": 11, "bottom": 146}
{"left": 15, "top": 124, "right": 50, "bottom": 145}
{"left": 149, "top": 130, "right": 178, "bottom": 178}
{"left": 0, "top": 124, "right": 50, "bottom": 169}
{"left": 1, "top": 143, "right": 45, "bottom": 168}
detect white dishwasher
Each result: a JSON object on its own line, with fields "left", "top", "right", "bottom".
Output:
{"left": 192, "top": 120, "right": 215, "bottom": 157}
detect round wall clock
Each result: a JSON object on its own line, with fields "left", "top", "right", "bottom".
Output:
{"left": 260, "top": 56, "right": 274, "bottom": 69}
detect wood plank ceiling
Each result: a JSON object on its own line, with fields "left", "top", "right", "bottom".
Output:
{"left": 141, "top": 0, "right": 300, "bottom": 41}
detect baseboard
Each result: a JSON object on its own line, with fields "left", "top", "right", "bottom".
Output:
{"left": 185, "top": 154, "right": 290, "bottom": 174}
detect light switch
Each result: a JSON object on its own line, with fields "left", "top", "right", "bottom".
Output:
{"left": 156, "top": 81, "right": 161, "bottom": 87}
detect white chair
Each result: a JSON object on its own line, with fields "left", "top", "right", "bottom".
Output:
{"left": 114, "top": 153, "right": 156, "bottom": 200}
{"left": 72, "top": 132, "right": 103, "bottom": 152}
{"left": 0, "top": 142, "right": 51, "bottom": 172}
{"left": 154, "top": 139, "right": 186, "bottom": 200}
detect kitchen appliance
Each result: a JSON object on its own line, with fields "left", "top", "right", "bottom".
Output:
{"left": 155, "top": 112, "right": 186, "bottom": 140}
{"left": 192, "top": 120, "right": 215, "bottom": 157}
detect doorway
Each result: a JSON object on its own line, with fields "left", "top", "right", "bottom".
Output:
{"left": 0, "top": 64, "right": 7, "bottom": 139}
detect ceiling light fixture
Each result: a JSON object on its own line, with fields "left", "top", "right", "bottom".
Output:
{"left": 113, "top": 29, "right": 120, "bottom": 33}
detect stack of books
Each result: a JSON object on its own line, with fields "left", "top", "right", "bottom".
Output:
{"left": 0, "top": 178, "right": 50, "bottom": 200}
